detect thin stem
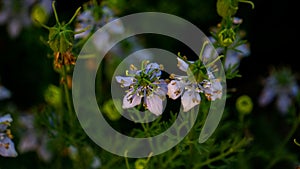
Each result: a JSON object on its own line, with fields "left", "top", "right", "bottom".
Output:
{"left": 192, "top": 137, "right": 249, "bottom": 169}
{"left": 161, "top": 147, "right": 181, "bottom": 169}
{"left": 52, "top": 1, "right": 61, "bottom": 27}
{"left": 198, "top": 41, "right": 209, "bottom": 59}
{"left": 34, "top": 19, "right": 52, "bottom": 30}
{"left": 66, "top": 6, "right": 82, "bottom": 25}
{"left": 202, "top": 55, "right": 224, "bottom": 69}
{"left": 239, "top": 0, "right": 255, "bottom": 9}
{"left": 294, "top": 139, "right": 300, "bottom": 147}
{"left": 124, "top": 151, "right": 131, "bottom": 169}
{"left": 61, "top": 65, "right": 74, "bottom": 128}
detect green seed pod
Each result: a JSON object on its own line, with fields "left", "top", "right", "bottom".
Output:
{"left": 37, "top": 1, "right": 81, "bottom": 53}
{"left": 216, "top": 0, "right": 238, "bottom": 18}
{"left": 44, "top": 84, "right": 62, "bottom": 107}
{"left": 31, "top": 4, "right": 49, "bottom": 25}
{"left": 134, "top": 159, "right": 147, "bottom": 169}
{"left": 48, "top": 26, "right": 75, "bottom": 53}
{"left": 236, "top": 95, "right": 253, "bottom": 115}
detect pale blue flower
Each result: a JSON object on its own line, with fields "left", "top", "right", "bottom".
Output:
{"left": 208, "top": 35, "right": 250, "bottom": 70}
{"left": 0, "top": 85, "right": 11, "bottom": 100}
{"left": 116, "top": 62, "right": 167, "bottom": 116}
{"left": 0, "top": 0, "right": 52, "bottom": 38}
{"left": 259, "top": 68, "right": 299, "bottom": 114}
{"left": 167, "top": 58, "right": 222, "bottom": 112}
{"left": 18, "top": 113, "right": 52, "bottom": 161}
{"left": 0, "top": 114, "right": 17, "bottom": 157}
{"left": 75, "top": 6, "right": 124, "bottom": 39}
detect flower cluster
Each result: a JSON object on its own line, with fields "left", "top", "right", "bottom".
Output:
{"left": 0, "top": 114, "right": 17, "bottom": 157}
{"left": 116, "top": 57, "right": 223, "bottom": 115}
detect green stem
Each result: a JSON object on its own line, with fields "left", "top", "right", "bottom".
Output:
{"left": 239, "top": 0, "right": 255, "bottom": 9}
{"left": 192, "top": 137, "right": 249, "bottom": 169}
{"left": 61, "top": 65, "right": 74, "bottom": 128}
{"left": 124, "top": 151, "right": 131, "bottom": 169}
{"left": 52, "top": 1, "right": 61, "bottom": 27}
{"left": 161, "top": 147, "right": 181, "bottom": 169}
{"left": 294, "top": 139, "right": 300, "bottom": 147}
{"left": 198, "top": 41, "right": 209, "bottom": 59}
{"left": 101, "top": 157, "right": 123, "bottom": 169}
{"left": 202, "top": 55, "right": 224, "bottom": 69}
{"left": 66, "top": 6, "right": 82, "bottom": 25}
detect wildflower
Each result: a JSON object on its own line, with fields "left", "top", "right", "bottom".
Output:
{"left": 116, "top": 61, "right": 167, "bottom": 116}
{"left": 167, "top": 57, "right": 222, "bottom": 112}
{"left": 258, "top": 67, "right": 299, "bottom": 114}
{"left": 18, "top": 113, "right": 52, "bottom": 162}
{"left": 0, "top": 85, "right": 11, "bottom": 100}
{"left": 75, "top": 5, "right": 123, "bottom": 39}
{"left": 0, "top": 0, "right": 52, "bottom": 38}
{"left": 76, "top": 5, "right": 125, "bottom": 54}
{"left": 209, "top": 18, "right": 251, "bottom": 70}
{"left": 0, "top": 114, "right": 17, "bottom": 157}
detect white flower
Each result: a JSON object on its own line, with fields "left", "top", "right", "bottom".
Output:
{"left": 167, "top": 58, "right": 222, "bottom": 112}
{"left": 0, "top": 114, "right": 18, "bottom": 157}
{"left": 116, "top": 62, "right": 167, "bottom": 116}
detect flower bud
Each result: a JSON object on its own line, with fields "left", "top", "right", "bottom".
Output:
{"left": 218, "top": 28, "right": 236, "bottom": 47}
{"left": 236, "top": 95, "right": 253, "bottom": 115}
{"left": 216, "top": 0, "right": 238, "bottom": 18}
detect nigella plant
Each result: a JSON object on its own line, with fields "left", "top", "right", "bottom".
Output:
{"left": 259, "top": 67, "right": 299, "bottom": 114}
{"left": 0, "top": 114, "right": 17, "bottom": 157}
{"left": 116, "top": 61, "right": 168, "bottom": 116}
{"left": 167, "top": 56, "right": 222, "bottom": 112}
{"left": 208, "top": 18, "right": 251, "bottom": 71}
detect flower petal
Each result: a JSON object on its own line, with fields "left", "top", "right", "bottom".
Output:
{"left": 181, "top": 90, "right": 201, "bottom": 112}
{"left": 145, "top": 94, "right": 163, "bottom": 116}
{"left": 259, "top": 87, "right": 276, "bottom": 106}
{"left": 276, "top": 94, "right": 291, "bottom": 114}
{"left": 0, "top": 136, "right": 18, "bottom": 157}
{"left": 0, "top": 86, "right": 11, "bottom": 100}
{"left": 115, "top": 76, "right": 135, "bottom": 87}
{"left": 167, "top": 80, "right": 183, "bottom": 100}
{"left": 177, "top": 57, "right": 189, "bottom": 72}
{"left": 145, "top": 62, "right": 160, "bottom": 70}
{"left": 0, "top": 114, "right": 13, "bottom": 131}
{"left": 122, "top": 91, "right": 141, "bottom": 109}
